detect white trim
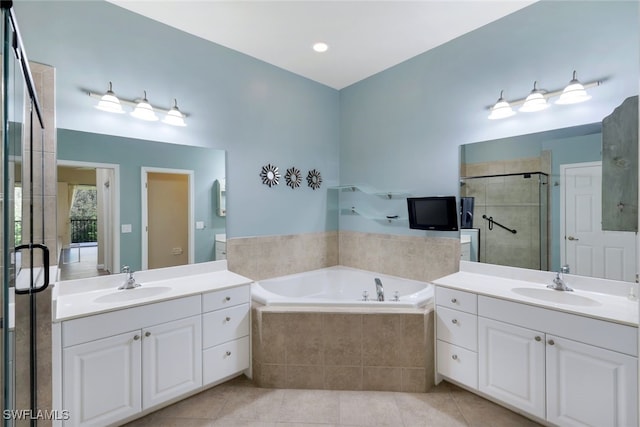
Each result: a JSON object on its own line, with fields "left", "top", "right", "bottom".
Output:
{"left": 57, "top": 159, "right": 120, "bottom": 274}
{"left": 141, "top": 167, "right": 195, "bottom": 270}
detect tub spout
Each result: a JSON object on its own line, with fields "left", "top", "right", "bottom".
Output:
{"left": 375, "top": 278, "right": 384, "bottom": 301}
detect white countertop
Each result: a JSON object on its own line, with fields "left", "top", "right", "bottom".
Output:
{"left": 53, "top": 261, "right": 252, "bottom": 322}
{"left": 434, "top": 262, "right": 638, "bottom": 327}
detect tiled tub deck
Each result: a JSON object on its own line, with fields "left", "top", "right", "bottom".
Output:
{"left": 252, "top": 304, "right": 435, "bottom": 392}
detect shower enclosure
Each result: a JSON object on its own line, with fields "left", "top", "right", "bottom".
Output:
{"left": 2, "top": 4, "right": 50, "bottom": 426}
{"left": 460, "top": 172, "right": 549, "bottom": 271}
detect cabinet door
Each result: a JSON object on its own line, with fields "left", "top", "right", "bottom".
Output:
{"left": 142, "top": 315, "right": 202, "bottom": 409}
{"left": 63, "top": 331, "right": 142, "bottom": 427}
{"left": 546, "top": 335, "right": 638, "bottom": 427}
{"left": 478, "top": 317, "right": 545, "bottom": 419}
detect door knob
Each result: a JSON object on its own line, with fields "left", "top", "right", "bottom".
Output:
{"left": 567, "top": 236, "right": 579, "bottom": 241}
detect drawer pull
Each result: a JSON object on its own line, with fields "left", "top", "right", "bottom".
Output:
{"left": 145, "top": 331, "right": 151, "bottom": 337}
{"left": 225, "top": 351, "right": 232, "bottom": 357}
{"left": 548, "top": 339, "right": 555, "bottom": 346}
{"left": 225, "top": 317, "right": 231, "bottom": 322}
{"left": 451, "top": 319, "right": 458, "bottom": 324}
{"left": 225, "top": 296, "right": 231, "bottom": 302}
{"left": 133, "top": 335, "right": 140, "bottom": 341}
{"left": 535, "top": 336, "right": 541, "bottom": 342}
{"left": 451, "top": 354, "right": 458, "bottom": 360}
{"left": 450, "top": 298, "right": 458, "bottom": 303}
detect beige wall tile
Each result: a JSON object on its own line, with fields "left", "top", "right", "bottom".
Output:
{"left": 324, "top": 366, "right": 363, "bottom": 390}
{"left": 286, "top": 365, "right": 324, "bottom": 389}
{"left": 322, "top": 313, "right": 362, "bottom": 366}
{"left": 401, "top": 368, "right": 427, "bottom": 392}
{"left": 259, "top": 364, "right": 287, "bottom": 388}
{"left": 362, "top": 314, "right": 404, "bottom": 367}
{"left": 285, "top": 313, "right": 323, "bottom": 365}
{"left": 362, "top": 367, "right": 403, "bottom": 392}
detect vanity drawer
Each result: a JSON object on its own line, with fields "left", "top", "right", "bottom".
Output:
{"left": 437, "top": 339, "right": 478, "bottom": 389}
{"left": 202, "top": 303, "right": 249, "bottom": 348}
{"left": 203, "top": 336, "right": 250, "bottom": 385}
{"left": 436, "top": 287, "right": 477, "bottom": 314}
{"left": 202, "top": 285, "right": 250, "bottom": 313}
{"left": 436, "top": 306, "right": 477, "bottom": 351}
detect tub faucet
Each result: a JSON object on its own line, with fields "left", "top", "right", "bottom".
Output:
{"left": 118, "top": 265, "right": 140, "bottom": 290}
{"left": 375, "top": 278, "right": 384, "bottom": 301}
{"left": 547, "top": 269, "right": 573, "bottom": 292}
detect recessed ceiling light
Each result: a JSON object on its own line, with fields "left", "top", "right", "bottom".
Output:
{"left": 313, "top": 42, "right": 329, "bottom": 53}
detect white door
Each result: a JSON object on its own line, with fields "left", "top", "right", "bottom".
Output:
{"left": 546, "top": 335, "right": 638, "bottom": 427}
{"left": 142, "top": 315, "right": 202, "bottom": 409}
{"left": 63, "top": 331, "right": 141, "bottom": 427}
{"left": 561, "top": 162, "right": 636, "bottom": 281}
{"left": 478, "top": 317, "right": 546, "bottom": 419}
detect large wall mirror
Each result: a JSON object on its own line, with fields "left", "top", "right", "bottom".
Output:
{"left": 460, "top": 118, "right": 637, "bottom": 283}
{"left": 57, "top": 129, "right": 226, "bottom": 280}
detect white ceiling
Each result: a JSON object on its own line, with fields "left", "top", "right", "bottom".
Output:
{"left": 107, "top": 1, "right": 537, "bottom": 90}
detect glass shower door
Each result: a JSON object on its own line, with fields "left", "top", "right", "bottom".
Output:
{"left": 2, "top": 5, "right": 49, "bottom": 426}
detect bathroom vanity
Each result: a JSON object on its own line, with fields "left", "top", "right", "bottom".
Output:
{"left": 433, "top": 261, "right": 638, "bottom": 427}
{"left": 51, "top": 261, "right": 252, "bottom": 427}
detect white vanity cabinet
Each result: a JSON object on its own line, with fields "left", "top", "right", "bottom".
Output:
{"left": 60, "top": 296, "right": 202, "bottom": 427}
{"left": 202, "top": 285, "right": 251, "bottom": 385}
{"left": 478, "top": 317, "right": 546, "bottom": 419}
{"left": 435, "top": 285, "right": 638, "bottom": 427}
{"left": 435, "top": 287, "right": 478, "bottom": 389}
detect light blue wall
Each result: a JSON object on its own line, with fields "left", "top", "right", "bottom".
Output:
{"left": 14, "top": 1, "right": 639, "bottom": 245}
{"left": 15, "top": 1, "right": 340, "bottom": 239}
{"left": 58, "top": 129, "right": 226, "bottom": 270}
{"left": 339, "top": 1, "right": 638, "bottom": 236}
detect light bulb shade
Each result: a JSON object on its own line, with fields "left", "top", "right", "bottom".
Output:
{"left": 488, "top": 92, "right": 515, "bottom": 120}
{"left": 520, "top": 92, "right": 549, "bottom": 112}
{"left": 131, "top": 92, "right": 158, "bottom": 121}
{"left": 162, "top": 99, "right": 186, "bottom": 126}
{"left": 556, "top": 81, "right": 591, "bottom": 104}
{"left": 95, "top": 82, "right": 124, "bottom": 114}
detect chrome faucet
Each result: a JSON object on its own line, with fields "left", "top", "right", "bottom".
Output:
{"left": 547, "top": 267, "right": 573, "bottom": 292}
{"left": 118, "top": 265, "right": 140, "bottom": 290}
{"left": 375, "top": 278, "right": 384, "bottom": 301}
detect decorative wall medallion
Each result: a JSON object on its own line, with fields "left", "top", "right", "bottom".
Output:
{"left": 260, "top": 163, "right": 280, "bottom": 187}
{"left": 306, "top": 169, "right": 322, "bottom": 190}
{"left": 285, "top": 167, "right": 302, "bottom": 189}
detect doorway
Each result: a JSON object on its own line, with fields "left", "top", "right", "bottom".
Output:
{"left": 57, "top": 160, "right": 120, "bottom": 280}
{"left": 561, "top": 161, "right": 636, "bottom": 281}
{"left": 141, "top": 167, "right": 194, "bottom": 270}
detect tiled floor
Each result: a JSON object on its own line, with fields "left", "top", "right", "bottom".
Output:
{"left": 124, "top": 376, "right": 542, "bottom": 427}
{"left": 58, "top": 244, "right": 110, "bottom": 280}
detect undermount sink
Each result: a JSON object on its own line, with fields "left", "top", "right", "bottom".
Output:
{"left": 511, "top": 287, "right": 601, "bottom": 307}
{"left": 94, "top": 286, "right": 172, "bottom": 304}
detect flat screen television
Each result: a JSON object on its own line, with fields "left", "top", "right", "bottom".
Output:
{"left": 407, "top": 196, "right": 459, "bottom": 231}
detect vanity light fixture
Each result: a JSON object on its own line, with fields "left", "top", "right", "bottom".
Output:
{"left": 488, "top": 70, "right": 602, "bottom": 120}
{"left": 556, "top": 70, "right": 592, "bottom": 105}
{"left": 95, "top": 82, "right": 124, "bottom": 114}
{"left": 162, "top": 99, "right": 186, "bottom": 127}
{"left": 519, "top": 81, "right": 549, "bottom": 112}
{"left": 131, "top": 91, "right": 158, "bottom": 121}
{"left": 88, "top": 85, "right": 188, "bottom": 126}
{"left": 488, "top": 90, "right": 516, "bottom": 120}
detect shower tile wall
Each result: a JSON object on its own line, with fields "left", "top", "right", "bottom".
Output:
{"left": 461, "top": 156, "right": 550, "bottom": 271}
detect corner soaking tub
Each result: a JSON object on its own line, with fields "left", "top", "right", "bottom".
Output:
{"left": 251, "top": 266, "right": 433, "bottom": 308}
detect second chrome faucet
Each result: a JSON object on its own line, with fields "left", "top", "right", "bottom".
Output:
{"left": 118, "top": 265, "right": 141, "bottom": 290}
